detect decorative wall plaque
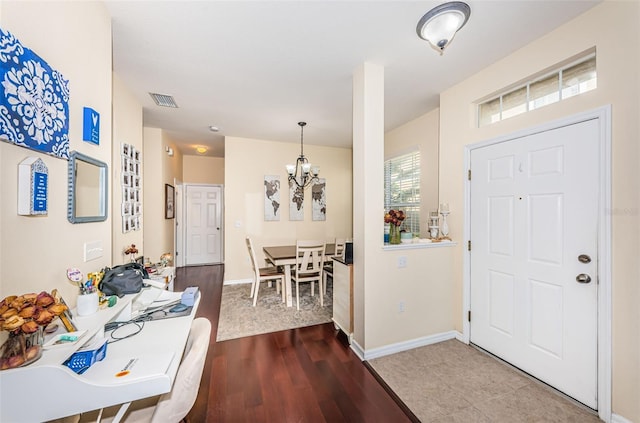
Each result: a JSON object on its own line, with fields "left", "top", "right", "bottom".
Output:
{"left": 18, "top": 157, "right": 48, "bottom": 215}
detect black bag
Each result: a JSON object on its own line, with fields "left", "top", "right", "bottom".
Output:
{"left": 99, "top": 262, "right": 148, "bottom": 297}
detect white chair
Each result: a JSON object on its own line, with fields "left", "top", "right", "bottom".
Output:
{"left": 291, "top": 240, "right": 326, "bottom": 310}
{"left": 77, "top": 318, "right": 212, "bottom": 423}
{"left": 323, "top": 238, "right": 346, "bottom": 295}
{"left": 247, "top": 237, "right": 285, "bottom": 306}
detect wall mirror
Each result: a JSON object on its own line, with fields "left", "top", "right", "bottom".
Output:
{"left": 67, "top": 151, "right": 108, "bottom": 223}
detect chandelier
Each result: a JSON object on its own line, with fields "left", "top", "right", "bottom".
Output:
{"left": 286, "top": 122, "right": 319, "bottom": 189}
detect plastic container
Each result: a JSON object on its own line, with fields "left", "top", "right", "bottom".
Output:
{"left": 63, "top": 337, "right": 107, "bottom": 374}
{"left": 77, "top": 292, "right": 99, "bottom": 316}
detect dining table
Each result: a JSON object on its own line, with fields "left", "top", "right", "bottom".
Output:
{"left": 263, "top": 243, "right": 335, "bottom": 307}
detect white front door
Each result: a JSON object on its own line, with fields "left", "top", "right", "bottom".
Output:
{"left": 470, "top": 119, "right": 599, "bottom": 408}
{"left": 185, "top": 185, "right": 222, "bottom": 265}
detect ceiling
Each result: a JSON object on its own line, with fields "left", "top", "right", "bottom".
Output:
{"left": 105, "top": 1, "right": 600, "bottom": 158}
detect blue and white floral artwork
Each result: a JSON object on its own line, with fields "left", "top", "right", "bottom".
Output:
{"left": 0, "top": 26, "right": 70, "bottom": 159}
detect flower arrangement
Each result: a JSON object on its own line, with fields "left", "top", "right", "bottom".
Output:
{"left": 384, "top": 209, "right": 405, "bottom": 244}
{"left": 124, "top": 244, "right": 139, "bottom": 262}
{"left": 384, "top": 209, "right": 406, "bottom": 227}
{"left": 0, "top": 290, "right": 68, "bottom": 369}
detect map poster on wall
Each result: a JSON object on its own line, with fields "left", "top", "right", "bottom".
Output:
{"left": 264, "top": 175, "right": 280, "bottom": 221}
{"left": 312, "top": 178, "right": 326, "bottom": 221}
{"left": 0, "top": 26, "right": 70, "bottom": 159}
{"left": 289, "top": 180, "right": 304, "bottom": 221}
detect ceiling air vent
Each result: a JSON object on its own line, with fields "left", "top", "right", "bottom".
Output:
{"left": 149, "top": 92, "right": 178, "bottom": 108}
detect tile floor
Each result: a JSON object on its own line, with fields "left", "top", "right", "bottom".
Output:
{"left": 368, "top": 339, "right": 601, "bottom": 422}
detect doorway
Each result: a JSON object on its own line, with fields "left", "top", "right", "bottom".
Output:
{"left": 180, "top": 184, "right": 223, "bottom": 265}
{"left": 464, "top": 107, "right": 611, "bottom": 418}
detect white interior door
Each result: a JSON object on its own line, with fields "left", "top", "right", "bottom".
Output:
{"left": 185, "top": 185, "right": 222, "bottom": 265}
{"left": 470, "top": 119, "right": 599, "bottom": 408}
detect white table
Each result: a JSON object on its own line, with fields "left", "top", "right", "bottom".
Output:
{"left": 263, "top": 244, "right": 335, "bottom": 307}
{"left": 0, "top": 287, "right": 199, "bottom": 422}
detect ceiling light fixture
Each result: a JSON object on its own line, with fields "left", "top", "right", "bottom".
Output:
{"left": 209, "top": 126, "right": 219, "bottom": 132}
{"left": 286, "top": 122, "right": 319, "bottom": 189}
{"left": 416, "top": 1, "right": 470, "bottom": 55}
{"left": 196, "top": 146, "right": 207, "bottom": 154}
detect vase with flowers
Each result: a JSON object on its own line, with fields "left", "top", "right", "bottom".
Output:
{"left": 124, "top": 244, "right": 139, "bottom": 262}
{"left": 384, "top": 209, "right": 405, "bottom": 245}
{"left": 0, "top": 290, "right": 68, "bottom": 370}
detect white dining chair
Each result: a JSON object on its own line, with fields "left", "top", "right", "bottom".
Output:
{"left": 291, "top": 240, "right": 326, "bottom": 310}
{"left": 75, "top": 318, "right": 212, "bottom": 423}
{"left": 246, "top": 237, "right": 285, "bottom": 306}
{"left": 323, "top": 238, "right": 346, "bottom": 295}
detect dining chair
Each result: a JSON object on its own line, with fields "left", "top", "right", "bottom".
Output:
{"left": 323, "top": 238, "right": 346, "bottom": 295}
{"left": 246, "top": 237, "right": 285, "bottom": 306}
{"left": 292, "top": 240, "right": 326, "bottom": 310}
{"left": 75, "top": 318, "right": 212, "bottom": 423}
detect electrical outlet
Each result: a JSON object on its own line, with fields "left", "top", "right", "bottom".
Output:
{"left": 398, "top": 256, "right": 407, "bottom": 268}
{"left": 398, "top": 301, "right": 405, "bottom": 313}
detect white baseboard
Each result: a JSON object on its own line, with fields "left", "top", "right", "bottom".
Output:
{"left": 611, "top": 413, "right": 632, "bottom": 423}
{"left": 350, "top": 339, "right": 365, "bottom": 361}
{"left": 362, "top": 330, "right": 460, "bottom": 360}
{"left": 223, "top": 278, "right": 252, "bottom": 285}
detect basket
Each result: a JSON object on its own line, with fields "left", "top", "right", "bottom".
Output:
{"left": 63, "top": 338, "right": 107, "bottom": 374}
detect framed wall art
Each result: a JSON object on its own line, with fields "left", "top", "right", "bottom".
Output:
{"left": 312, "top": 178, "right": 326, "bottom": 221}
{"left": 0, "top": 27, "right": 70, "bottom": 159}
{"left": 264, "top": 175, "right": 281, "bottom": 221}
{"left": 165, "top": 184, "right": 175, "bottom": 219}
{"left": 120, "top": 142, "right": 142, "bottom": 232}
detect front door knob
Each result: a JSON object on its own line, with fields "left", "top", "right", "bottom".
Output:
{"left": 576, "top": 274, "right": 592, "bottom": 284}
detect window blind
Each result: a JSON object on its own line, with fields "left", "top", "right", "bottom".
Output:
{"left": 384, "top": 151, "right": 420, "bottom": 234}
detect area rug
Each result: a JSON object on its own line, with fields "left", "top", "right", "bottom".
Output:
{"left": 367, "top": 339, "right": 599, "bottom": 422}
{"left": 215, "top": 281, "right": 333, "bottom": 342}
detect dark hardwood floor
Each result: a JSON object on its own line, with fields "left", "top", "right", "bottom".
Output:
{"left": 175, "top": 265, "right": 415, "bottom": 423}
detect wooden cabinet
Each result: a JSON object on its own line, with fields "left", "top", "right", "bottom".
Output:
{"left": 332, "top": 258, "right": 353, "bottom": 342}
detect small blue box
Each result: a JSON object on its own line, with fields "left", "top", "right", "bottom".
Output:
{"left": 181, "top": 286, "right": 198, "bottom": 307}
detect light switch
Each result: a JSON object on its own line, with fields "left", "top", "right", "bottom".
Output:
{"left": 84, "top": 240, "right": 103, "bottom": 262}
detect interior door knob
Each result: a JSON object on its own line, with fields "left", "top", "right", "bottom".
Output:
{"left": 576, "top": 274, "right": 592, "bottom": 284}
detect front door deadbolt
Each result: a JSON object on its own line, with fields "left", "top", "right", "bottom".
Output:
{"left": 578, "top": 254, "right": 591, "bottom": 264}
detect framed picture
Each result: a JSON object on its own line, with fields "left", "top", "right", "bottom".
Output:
{"left": 165, "top": 184, "right": 175, "bottom": 219}
{"left": 122, "top": 216, "right": 131, "bottom": 233}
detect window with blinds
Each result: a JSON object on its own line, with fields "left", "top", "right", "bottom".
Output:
{"left": 384, "top": 151, "right": 420, "bottom": 234}
{"left": 478, "top": 53, "right": 596, "bottom": 127}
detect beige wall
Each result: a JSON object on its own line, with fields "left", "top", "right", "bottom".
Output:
{"left": 385, "top": 108, "right": 440, "bottom": 237}
{"left": 183, "top": 155, "right": 224, "bottom": 184}
{"left": 224, "top": 136, "right": 352, "bottom": 282}
{"left": 112, "top": 74, "right": 143, "bottom": 264}
{"left": 439, "top": 2, "right": 639, "bottom": 420}
{"left": 0, "top": 1, "right": 112, "bottom": 306}
{"left": 142, "top": 128, "right": 183, "bottom": 264}
{"left": 353, "top": 63, "right": 456, "bottom": 352}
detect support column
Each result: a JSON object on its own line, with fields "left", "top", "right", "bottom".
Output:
{"left": 352, "top": 62, "right": 384, "bottom": 351}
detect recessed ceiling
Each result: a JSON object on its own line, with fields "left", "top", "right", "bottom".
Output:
{"left": 105, "top": 1, "right": 600, "bottom": 157}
